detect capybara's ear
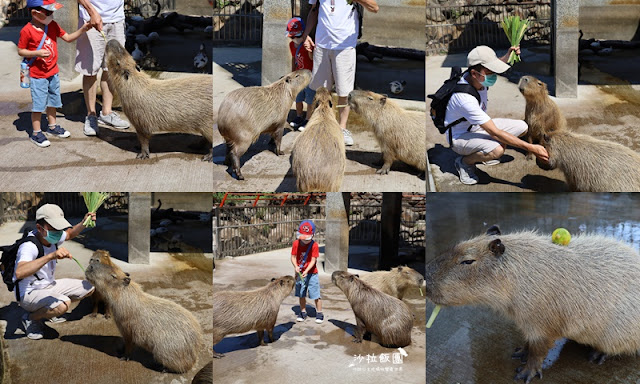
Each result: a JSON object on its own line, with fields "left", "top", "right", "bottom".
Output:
{"left": 486, "top": 225, "right": 501, "bottom": 236}
{"left": 489, "top": 239, "right": 505, "bottom": 257}
{"left": 123, "top": 277, "right": 131, "bottom": 286}
{"left": 397, "top": 266, "right": 404, "bottom": 272}
{"left": 354, "top": 274, "right": 360, "bottom": 278}
{"left": 380, "top": 96, "right": 388, "bottom": 105}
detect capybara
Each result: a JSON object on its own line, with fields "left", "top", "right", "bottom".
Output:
{"left": 191, "top": 361, "right": 212, "bottom": 384}
{"left": 88, "top": 249, "right": 129, "bottom": 319}
{"left": 347, "top": 90, "right": 426, "bottom": 174}
{"left": 217, "top": 70, "right": 312, "bottom": 180}
{"left": 360, "top": 266, "right": 424, "bottom": 300}
{"left": 517, "top": 75, "right": 566, "bottom": 160}
{"left": 212, "top": 275, "right": 295, "bottom": 358}
{"left": 331, "top": 271, "right": 412, "bottom": 347}
{"left": 425, "top": 225, "right": 640, "bottom": 382}
{"left": 104, "top": 39, "right": 214, "bottom": 160}
{"left": 291, "top": 87, "right": 346, "bottom": 192}
{"left": 85, "top": 261, "right": 204, "bottom": 373}
{"left": 538, "top": 130, "right": 640, "bottom": 191}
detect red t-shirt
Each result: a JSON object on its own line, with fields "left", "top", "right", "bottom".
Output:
{"left": 292, "top": 239, "right": 319, "bottom": 274}
{"left": 289, "top": 41, "right": 314, "bottom": 71}
{"left": 18, "top": 21, "right": 66, "bottom": 79}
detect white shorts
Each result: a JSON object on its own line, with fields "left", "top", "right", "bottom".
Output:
{"left": 309, "top": 46, "right": 356, "bottom": 97}
{"left": 75, "top": 20, "right": 126, "bottom": 76}
{"left": 451, "top": 118, "right": 528, "bottom": 156}
{"left": 20, "top": 278, "right": 94, "bottom": 313}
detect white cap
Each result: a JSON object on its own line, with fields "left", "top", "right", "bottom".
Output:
{"left": 467, "top": 45, "right": 510, "bottom": 74}
{"left": 36, "top": 204, "right": 72, "bottom": 230}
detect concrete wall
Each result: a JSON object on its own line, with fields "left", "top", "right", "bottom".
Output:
{"left": 579, "top": 1, "right": 640, "bottom": 40}
{"left": 58, "top": 0, "right": 79, "bottom": 81}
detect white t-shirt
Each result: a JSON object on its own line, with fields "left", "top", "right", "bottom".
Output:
{"left": 309, "top": 0, "right": 359, "bottom": 50}
{"left": 79, "top": 0, "right": 125, "bottom": 24}
{"left": 13, "top": 230, "right": 67, "bottom": 299}
{"left": 444, "top": 74, "right": 490, "bottom": 139}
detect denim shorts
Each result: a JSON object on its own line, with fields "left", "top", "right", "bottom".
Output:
{"left": 30, "top": 73, "right": 62, "bottom": 113}
{"left": 295, "top": 273, "right": 321, "bottom": 300}
{"left": 295, "top": 86, "right": 316, "bottom": 105}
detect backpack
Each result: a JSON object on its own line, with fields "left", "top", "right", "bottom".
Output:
{"left": 427, "top": 66, "right": 482, "bottom": 146}
{"left": 0, "top": 228, "right": 47, "bottom": 301}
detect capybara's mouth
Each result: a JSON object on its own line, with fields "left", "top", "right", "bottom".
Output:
{"left": 536, "top": 157, "right": 555, "bottom": 171}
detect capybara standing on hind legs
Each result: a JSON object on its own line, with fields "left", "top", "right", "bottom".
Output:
{"left": 217, "top": 69, "right": 311, "bottom": 180}
{"left": 291, "top": 87, "right": 346, "bottom": 192}
{"left": 85, "top": 261, "right": 204, "bottom": 373}
{"left": 212, "top": 276, "right": 295, "bottom": 358}
{"left": 332, "top": 271, "right": 413, "bottom": 347}
{"left": 104, "top": 40, "right": 214, "bottom": 161}
{"left": 348, "top": 90, "right": 426, "bottom": 175}
{"left": 518, "top": 75, "right": 565, "bottom": 160}
{"left": 538, "top": 130, "right": 640, "bottom": 191}
{"left": 425, "top": 225, "right": 640, "bottom": 382}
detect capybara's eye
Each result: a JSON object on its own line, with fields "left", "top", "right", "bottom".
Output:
{"left": 367, "top": 97, "right": 373, "bottom": 101}
{"left": 460, "top": 260, "right": 475, "bottom": 265}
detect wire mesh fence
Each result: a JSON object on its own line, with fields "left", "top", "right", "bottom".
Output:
{"left": 213, "top": 0, "right": 263, "bottom": 45}
{"left": 426, "top": 1, "right": 551, "bottom": 56}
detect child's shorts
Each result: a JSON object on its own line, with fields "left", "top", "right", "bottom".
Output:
{"left": 295, "top": 86, "right": 316, "bottom": 106}
{"left": 295, "top": 273, "right": 321, "bottom": 300}
{"left": 30, "top": 74, "right": 62, "bottom": 113}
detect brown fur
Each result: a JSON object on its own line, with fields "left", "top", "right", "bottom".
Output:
{"left": 539, "top": 130, "right": 640, "bottom": 191}
{"left": 360, "top": 266, "right": 424, "bottom": 300}
{"left": 191, "top": 361, "right": 212, "bottom": 384}
{"left": 518, "top": 76, "right": 566, "bottom": 160}
{"left": 104, "top": 40, "right": 214, "bottom": 160}
{"left": 212, "top": 275, "right": 295, "bottom": 358}
{"left": 217, "top": 70, "right": 311, "bottom": 180}
{"left": 425, "top": 225, "right": 640, "bottom": 382}
{"left": 331, "top": 271, "right": 412, "bottom": 347}
{"left": 291, "top": 87, "right": 346, "bottom": 191}
{"left": 88, "top": 249, "right": 129, "bottom": 319}
{"left": 348, "top": 90, "right": 426, "bottom": 174}
{"left": 85, "top": 261, "right": 204, "bottom": 373}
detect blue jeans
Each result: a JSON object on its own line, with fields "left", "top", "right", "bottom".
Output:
{"left": 295, "top": 86, "right": 316, "bottom": 106}
{"left": 295, "top": 273, "right": 321, "bottom": 300}
{"left": 30, "top": 73, "right": 62, "bottom": 113}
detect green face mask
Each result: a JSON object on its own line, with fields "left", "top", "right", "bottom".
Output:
{"left": 481, "top": 73, "right": 498, "bottom": 87}
{"left": 44, "top": 228, "right": 63, "bottom": 245}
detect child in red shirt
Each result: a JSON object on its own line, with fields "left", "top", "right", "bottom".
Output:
{"left": 287, "top": 17, "right": 316, "bottom": 131}
{"left": 291, "top": 220, "right": 324, "bottom": 323}
{"left": 17, "top": 0, "right": 90, "bottom": 148}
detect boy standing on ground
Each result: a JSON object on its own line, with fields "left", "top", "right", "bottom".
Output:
{"left": 291, "top": 220, "right": 324, "bottom": 324}
{"left": 287, "top": 17, "right": 315, "bottom": 131}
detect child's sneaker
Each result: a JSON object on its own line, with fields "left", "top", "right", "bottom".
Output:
{"left": 289, "top": 115, "right": 305, "bottom": 129}
{"left": 22, "top": 313, "right": 44, "bottom": 340}
{"left": 315, "top": 312, "right": 324, "bottom": 324}
{"left": 30, "top": 131, "right": 51, "bottom": 148}
{"left": 296, "top": 311, "right": 307, "bottom": 322}
{"left": 297, "top": 120, "right": 309, "bottom": 132}
{"left": 46, "top": 124, "right": 71, "bottom": 138}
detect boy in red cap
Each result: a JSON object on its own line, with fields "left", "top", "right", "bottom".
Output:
{"left": 290, "top": 220, "right": 323, "bottom": 323}
{"left": 287, "top": 17, "right": 315, "bottom": 131}
{"left": 17, "top": 0, "right": 91, "bottom": 148}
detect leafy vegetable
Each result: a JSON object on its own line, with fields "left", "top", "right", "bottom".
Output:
{"left": 501, "top": 15, "right": 529, "bottom": 64}
{"left": 81, "top": 192, "right": 110, "bottom": 228}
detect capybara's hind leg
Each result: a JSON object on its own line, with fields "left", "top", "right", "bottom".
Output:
{"left": 267, "top": 327, "right": 274, "bottom": 343}
{"left": 257, "top": 330, "right": 266, "bottom": 346}
{"left": 118, "top": 338, "right": 134, "bottom": 361}
{"left": 514, "top": 338, "right": 554, "bottom": 383}
{"left": 231, "top": 150, "right": 244, "bottom": 180}
{"left": 353, "top": 317, "right": 365, "bottom": 343}
{"left": 272, "top": 126, "right": 285, "bottom": 156}
{"left": 376, "top": 155, "right": 393, "bottom": 175}
{"left": 223, "top": 143, "right": 232, "bottom": 166}
{"left": 136, "top": 133, "right": 151, "bottom": 159}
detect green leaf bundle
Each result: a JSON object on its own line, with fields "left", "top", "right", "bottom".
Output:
{"left": 501, "top": 15, "right": 529, "bottom": 64}
{"left": 81, "top": 192, "right": 110, "bottom": 228}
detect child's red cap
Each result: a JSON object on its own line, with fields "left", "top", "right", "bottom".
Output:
{"left": 297, "top": 220, "right": 315, "bottom": 240}
{"left": 286, "top": 17, "right": 305, "bottom": 38}
{"left": 27, "top": 0, "right": 63, "bottom": 11}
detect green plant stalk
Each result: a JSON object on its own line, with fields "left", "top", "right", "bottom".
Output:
{"left": 426, "top": 304, "right": 441, "bottom": 328}
{"left": 72, "top": 257, "right": 85, "bottom": 272}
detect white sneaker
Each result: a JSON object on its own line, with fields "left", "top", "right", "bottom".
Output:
{"left": 342, "top": 129, "right": 354, "bottom": 146}
{"left": 22, "top": 313, "right": 44, "bottom": 340}
{"left": 84, "top": 115, "right": 98, "bottom": 136}
{"left": 481, "top": 159, "right": 500, "bottom": 166}
{"left": 48, "top": 316, "right": 66, "bottom": 323}
{"left": 455, "top": 156, "right": 479, "bottom": 185}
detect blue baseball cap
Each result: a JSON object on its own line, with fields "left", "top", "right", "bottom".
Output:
{"left": 27, "top": 0, "right": 63, "bottom": 11}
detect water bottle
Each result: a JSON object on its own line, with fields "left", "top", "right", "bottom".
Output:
{"left": 20, "top": 61, "right": 30, "bottom": 89}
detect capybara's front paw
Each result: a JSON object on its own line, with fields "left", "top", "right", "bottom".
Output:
{"left": 136, "top": 152, "right": 149, "bottom": 159}
{"left": 104, "top": 313, "right": 111, "bottom": 320}
{"left": 276, "top": 149, "right": 284, "bottom": 156}
{"left": 202, "top": 153, "right": 213, "bottom": 162}
{"left": 588, "top": 349, "right": 607, "bottom": 365}
{"left": 514, "top": 362, "right": 542, "bottom": 384}
{"left": 376, "top": 167, "right": 390, "bottom": 175}
{"left": 88, "top": 312, "right": 98, "bottom": 318}
{"left": 119, "top": 355, "right": 130, "bottom": 362}
{"left": 214, "top": 352, "right": 225, "bottom": 359}
{"left": 352, "top": 338, "right": 363, "bottom": 343}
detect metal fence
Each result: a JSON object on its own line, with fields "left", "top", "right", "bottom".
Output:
{"left": 214, "top": 194, "right": 426, "bottom": 258}
{"left": 426, "top": 2, "right": 551, "bottom": 56}
{"left": 0, "top": 193, "right": 128, "bottom": 224}
{"left": 213, "top": 0, "right": 263, "bottom": 45}
{"left": 3, "top": 0, "right": 175, "bottom": 24}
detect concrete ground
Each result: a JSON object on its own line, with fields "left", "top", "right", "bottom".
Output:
{"left": 212, "top": 47, "right": 426, "bottom": 192}
{"left": 426, "top": 46, "right": 640, "bottom": 192}
{"left": 0, "top": 26, "right": 213, "bottom": 191}
{"left": 212, "top": 248, "right": 426, "bottom": 384}
{"left": 0, "top": 220, "right": 213, "bottom": 384}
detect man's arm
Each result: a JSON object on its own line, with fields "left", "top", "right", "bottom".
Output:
{"left": 65, "top": 212, "right": 95, "bottom": 240}
{"left": 500, "top": 45, "right": 520, "bottom": 63}
{"left": 480, "top": 119, "right": 549, "bottom": 161}
{"left": 355, "top": 0, "right": 379, "bottom": 13}
{"left": 15, "top": 248, "right": 70, "bottom": 279}
{"left": 77, "top": 0, "right": 103, "bottom": 31}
